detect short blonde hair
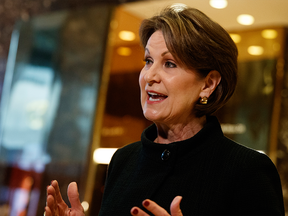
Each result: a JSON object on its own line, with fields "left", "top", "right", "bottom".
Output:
{"left": 139, "top": 7, "right": 238, "bottom": 117}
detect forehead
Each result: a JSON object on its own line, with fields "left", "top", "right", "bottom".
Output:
{"left": 146, "top": 30, "right": 167, "bottom": 51}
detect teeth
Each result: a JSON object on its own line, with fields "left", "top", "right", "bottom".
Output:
{"left": 149, "top": 97, "right": 162, "bottom": 101}
{"left": 148, "top": 92, "right": 166, "bottom": 97}
{"left": 149, "top": 92, "right": 158, "bottom": 96}
{"left": 147, "top": 92, "right": 167, "bottom": 101}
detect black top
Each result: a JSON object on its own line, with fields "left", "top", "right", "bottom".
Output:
{"left": 99, "top": 116, "right": 284, "bottom": 215}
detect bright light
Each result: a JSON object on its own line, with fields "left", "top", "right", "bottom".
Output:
{"left": 261, "top": 29, "right": 278, "bottom": 39}
{"left": 237, "top": 14, "right": 254, "bottom": 25}
{"left": 118, "top": 31, "right": 135, "bottom": 41}
{"left": 93, "top": 148, "right": 118, "bottom": 164}
{"left": 209, "top": 0, "right": 228, "bottom": 9}
{"left": 81, "top": 201, "right": 89, "bottom": 212}
{"left": 117, "top": 47, "right": 132, "bottom": 56}
{"left": 229, "top": 34, "right": 241, "bottom": 43}
{"left": 221, "top": 123, "right": 246, "bottom": 134}
{"left": 248, "top": 46, "right": 264, "bottom": 56}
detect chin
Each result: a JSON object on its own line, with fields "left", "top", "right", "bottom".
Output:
{"left": 143, "top": 112, "right": 164, "bottom": 123}
{"left": 143, "top": 113, "right": 154, "bottom": 122}
{"left": 143, "top": 111, "right": 157, "bottom": 122}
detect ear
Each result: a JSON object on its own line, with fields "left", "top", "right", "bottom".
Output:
{"left": 199, "top": 70, "right": 221, "bottom": 98}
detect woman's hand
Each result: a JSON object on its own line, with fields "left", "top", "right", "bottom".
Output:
{"left": 45, "top": 180, "right": 84, "bottom": 216}
{"left": 130, "top": 196, "right": 183, "bottom": 216}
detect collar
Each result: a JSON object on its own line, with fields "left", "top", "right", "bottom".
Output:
{"left": 140, "top": 116, "right": 224, "bottom": 163}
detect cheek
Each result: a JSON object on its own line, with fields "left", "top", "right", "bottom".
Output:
{"left": 139, "top": 71, "right": 146, "bottom": 91}
{"left": 175, "top": 80, "right": 202, "bottom": 102}
{"left": 139, "top": 71, "right": 146, "bottom": 101}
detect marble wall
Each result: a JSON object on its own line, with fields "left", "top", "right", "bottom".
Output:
{"left": 0, "top": 0, "right": 136, "bottom": 98}
{"left": 276, "top": 28, "right": 288, "bottom": 212}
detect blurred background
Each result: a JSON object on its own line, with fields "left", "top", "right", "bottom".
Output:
{"left": 0, "top": 0, "right": 288, "bottom": 215}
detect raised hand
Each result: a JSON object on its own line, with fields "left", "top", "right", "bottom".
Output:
{"left": 45, "top": 180, "right": 84, "bottom": 216}
{"left": 130, "top": 196, "right": 183, "bottom": 216}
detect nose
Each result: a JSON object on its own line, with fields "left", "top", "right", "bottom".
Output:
{"left": 143, "top": 64, "right": 160, "bottom": 86}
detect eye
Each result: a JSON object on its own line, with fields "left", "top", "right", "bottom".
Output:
{"left": 144, "top": 58, "right": 153, "bottom": 65}
{"left": 165, "top": 61, "right": 176, "bottom": 68}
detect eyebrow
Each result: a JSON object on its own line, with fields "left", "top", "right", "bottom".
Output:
{"left": 161, "top": 51, "right": 170, "bottom": 56}
{"left": 144, "top": 48, "right": 170, "bottom": 56}
{"left": 144, "top": 48, "right": 150, "bottom": 54}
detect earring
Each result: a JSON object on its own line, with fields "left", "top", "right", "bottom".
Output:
{"left": 200, "top": 96, "right": 208, "bottom": 104}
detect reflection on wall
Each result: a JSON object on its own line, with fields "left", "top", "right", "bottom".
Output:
{"left": 0, "top": 5, "right": 113, "bottom": 216}
{"left": 217, "top": 59, "right": 276, "bottom": 152}
{"left": 214, "top": 27, "right": 284, "bottom": 156}
{"left": 2, "top": 65, "right": 55, "bottom": 161}
{"left": 101, "top": 72, "right": 151, "bottom": 149}
{"left": 276, "top": 28, "right": 288, "bottom": 213}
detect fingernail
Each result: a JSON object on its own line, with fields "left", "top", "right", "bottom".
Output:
{"left": 143, "top": 200, "right": 149, "bottom": 207}
{"left": 51, "top": 180, "right": 54, "bottom": 185}
{"left": 132, "top": 208, "right": 138, "bottom": 215}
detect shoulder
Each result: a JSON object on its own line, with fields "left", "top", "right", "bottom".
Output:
{"left": 217, "top": 135, "right": 272, "bottom": 167}
{"left": 217, "top": 136, "right": 278, "bottom": 174}
{"left": 200, "top": 116, "right": 272, "bottom": 168}
{"left": 212, "top": 135, "right": 281, "bottom": 183}
{"left": 217, "top": 137, "right": 284, "bottom": 214}
{"left": 107, "top": 141, "right": 142, "bottom": 172}
{"left": 112, "top": 141, "right": 142, "bottom": 161}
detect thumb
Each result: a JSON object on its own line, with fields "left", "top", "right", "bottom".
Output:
{"left": 170, "top": 196, "right": 183, "bottom": 216}
{"left": 67, "top": 182, "right": 83, "bottom": 212}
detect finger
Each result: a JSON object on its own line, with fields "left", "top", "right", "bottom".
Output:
{"left": 67, "top": 182, "right": 84, "bottom": 212}
{"left": 51, "top": 180, "right": 68, "bottom": 210}
{"left": 170, "top": 196, "right": 183, "bottom": 216}
{"left": 47, "top": 184, "right": 55, "bottom": 196}
{"left": 46, "top": 185, "right": 57, "bottom": 216}
{"left": 142, "top": 199, "right": 170, "bottom": 216}
{"left": 48, "top": 182, "right": 60, "bottom": 214}
{"left": 44, "top": 206, "right": 53, "bottom": 216}
{"left": 51, "top": 180, "right": 63, "bottom": 203}
{"left": 130, "top": 207, "right": 150, "bottom": 216}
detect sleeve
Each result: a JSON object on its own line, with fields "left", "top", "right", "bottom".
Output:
{"left": 231, "top": 152, "right": 285, "bottom": 215}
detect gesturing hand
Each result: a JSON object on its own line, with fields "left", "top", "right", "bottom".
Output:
{"left": 130, "top": 196, "right": 183, "bottom": 216}
{"left": 45, "top": 180, "right": 84, "bottom": 216}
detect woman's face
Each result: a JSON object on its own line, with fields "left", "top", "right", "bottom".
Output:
{"left": 139, "top": 30, "right": 205, "bottom": 125}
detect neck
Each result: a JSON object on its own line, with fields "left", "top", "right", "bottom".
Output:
{"left": 154, "top": 115, "right": 207, "bottom": 144}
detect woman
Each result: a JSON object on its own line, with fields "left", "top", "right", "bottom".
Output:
{"left": 45, "top": 5, "right": 284, "bottom": 216}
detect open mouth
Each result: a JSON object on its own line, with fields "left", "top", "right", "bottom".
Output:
{"left": 147, "top": 92, "right": 168, "bottom": 101}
